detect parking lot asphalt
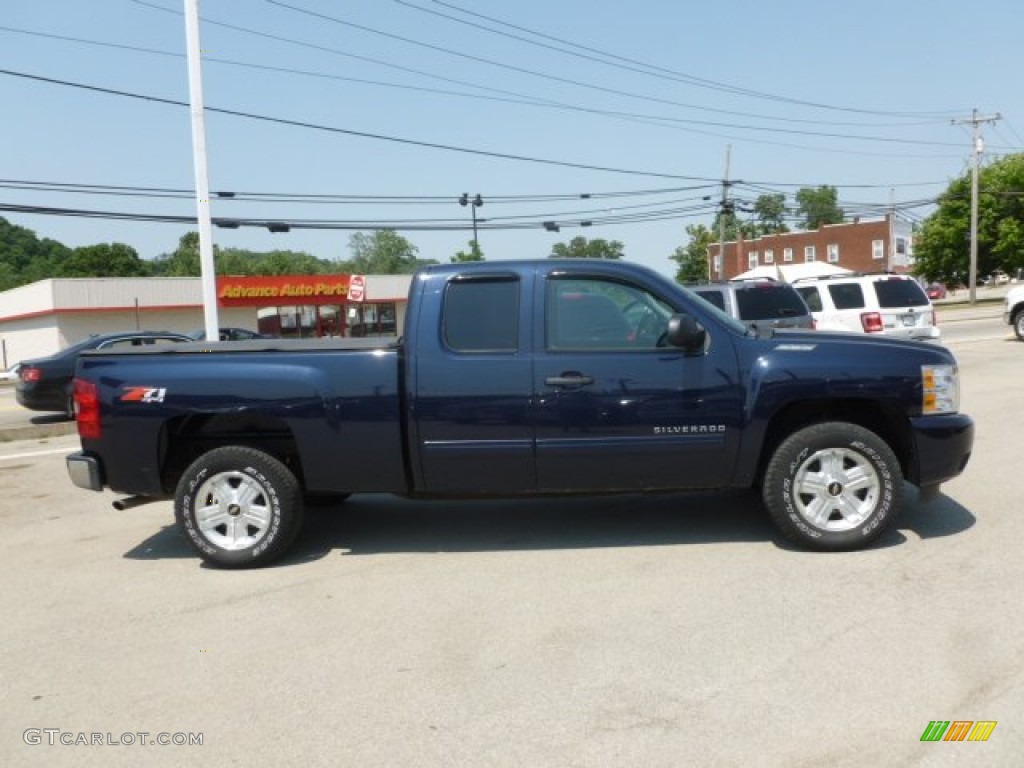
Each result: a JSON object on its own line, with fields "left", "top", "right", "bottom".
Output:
{"left": 1, "top": 335, "right": 1022, "bottom": 767}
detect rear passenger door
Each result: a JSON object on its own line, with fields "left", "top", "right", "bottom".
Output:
{"left": 411, "top": 272, "right": 536, "bottom": 494}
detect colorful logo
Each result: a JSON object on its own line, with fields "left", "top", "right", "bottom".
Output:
{"left": 921, "top": 721, "right": 997, "bottom": 742}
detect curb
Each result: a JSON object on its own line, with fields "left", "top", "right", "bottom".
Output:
{"left": 0, "top": 421, "right": 78, "bottom": 443}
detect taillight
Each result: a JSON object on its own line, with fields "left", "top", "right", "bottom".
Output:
{"left": 860, "top": 312, "right": 884, "bottom": 333}
{"left": 74, "top": 378, "right": 101, "bottom": 439}
{"left": 20, "top": 366, "right": 42, "bottom": 383}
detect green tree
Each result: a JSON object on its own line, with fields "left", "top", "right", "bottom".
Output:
{"left": 451, "top": 240, "right": 485, "bottom": 263}
{"left": 752, "top": 193, "right": 790, "bottom": 235}
{"left": 0, "top": 216, "right": 72, "bottom": 289}
{"left": 550, "top": 236, "right": 624, "bottom": 259}
{"left": 915, "top": 153, "right": 1024, "bottom": 284}
{"left": 150, "top": 232, "right": 219, "bottom": 277}
{"left": 795, "top": 186, "right": 844, "bottom": 229}
{"left": 59, "top": 243, "right": 149, "bottom": 277}
{"left": 670, "top": 224, "right": 714, "bottom": 283}
{"left": 341, "top": 230, "right": 434, "bottom": 274}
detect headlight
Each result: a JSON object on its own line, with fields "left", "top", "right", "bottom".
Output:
{"left": 922, "top": 364, "right": 959, "bottom": 414}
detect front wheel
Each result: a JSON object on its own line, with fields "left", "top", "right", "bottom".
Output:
{"left": 175, "top": 446, "right": 304, "bottom": 568}
{"left": 1013, "top": 310, "right": 1024, "bottom": 341}
{"left": 762, "top": 422, "right": 903, "bottom": 551}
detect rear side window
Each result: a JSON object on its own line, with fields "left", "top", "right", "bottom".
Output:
{"left": 796, "top": 286, "right": 822, "bottom": 312}
{"left": 443, "top": 278, "right": 519, "bottom": 352}
{"left": 693, "top": 289, "right": 727, "bottom": 311}
{"left": 735, "top": 285, "right": 808, "bottom": 320}
{"left": 828, "top": 283, "right": 866, "bottom": 310}
{"left": 873, "top": 279, "right": 929, "bottom": 308}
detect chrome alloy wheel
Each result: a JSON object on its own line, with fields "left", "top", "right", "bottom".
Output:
{"left": 792, "top": 447, "right": 881, "bottom": 532}
{"left": 193, "top": 471, "right": 273, "bottom": 551}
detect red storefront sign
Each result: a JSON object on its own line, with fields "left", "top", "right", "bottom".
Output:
{"left": 217, "top": 275, "right": 352, "bottom": 307}
{"left": 347, "top": 274, "right": 366, "bottom": 302}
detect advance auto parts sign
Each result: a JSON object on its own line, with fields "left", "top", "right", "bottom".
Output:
{"left": 216, "top": 276, "right": 352, "bottom": 306}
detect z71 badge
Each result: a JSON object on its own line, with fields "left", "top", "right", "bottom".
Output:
{"left": 120, "top": 386, "right": 167, "bottom": 403}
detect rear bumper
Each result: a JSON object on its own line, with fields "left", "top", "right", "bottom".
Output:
{"left": 67, "top": 452, "right": 104, "bottom": 491}
{"left": 908, "top": 413, "right": 974, "bottom": 492}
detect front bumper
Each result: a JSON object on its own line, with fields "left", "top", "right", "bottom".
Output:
{"left": 908, "top": 413, "right": 974, "bottom": 492}
{"left": 67, "top": 452, "right": 104, "bottom": 491}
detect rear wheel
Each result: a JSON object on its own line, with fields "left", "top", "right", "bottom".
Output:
{"left": 1013, "top": 310, "right": 1024, "bottom": 341}
{"left": 175, "top": 446, "right": 304, "bottom": 568}
{"left": 762, "top": 422, "right": 902, "bottom": 551}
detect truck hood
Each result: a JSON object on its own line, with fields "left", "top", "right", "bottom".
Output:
{"left": 755, "top": 328, "right": 957, "bottom": 364}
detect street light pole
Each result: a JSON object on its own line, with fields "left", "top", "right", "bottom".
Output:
{"left": 459, "top": 193, "right": 484, "bottom": 249}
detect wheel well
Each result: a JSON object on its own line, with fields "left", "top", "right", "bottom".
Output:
{"left": 756, "top": 399, "right": 912, "bottom": 486}
{"left": 159, "top": 413, "right": 304, "bottom": 494}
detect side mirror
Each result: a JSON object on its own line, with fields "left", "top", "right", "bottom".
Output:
{"left": 666, "top": 314, "right": 707, "bottom": 355}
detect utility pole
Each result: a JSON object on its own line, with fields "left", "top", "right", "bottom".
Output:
{"left": 715, "top": 145, "right": 732, "bottom": 281}
{"left": 184, "top": 0, "right": 219, "bottom": 340}
{"left": 951, "top": 109, "right": 1001, "bottom": 305}
{"left": 459, "top": 193, "right": 484, "bottom": 251}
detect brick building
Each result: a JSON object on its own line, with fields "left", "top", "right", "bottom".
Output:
{"left": 709, "top": 214, "right": 914, "bottom": 281}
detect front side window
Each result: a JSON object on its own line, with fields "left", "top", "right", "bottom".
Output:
{"left": 547, "top": 278, "right": 672, "bottom": 350}
{"left": 443, "top": 278, "right": 519, "bottom": 352}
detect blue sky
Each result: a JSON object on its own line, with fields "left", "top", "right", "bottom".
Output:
{"left": 2, "top": 0, "right": 1022, "bottom": 278}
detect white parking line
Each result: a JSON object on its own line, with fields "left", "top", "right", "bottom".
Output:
{"left": 0, "top": 447, "right": 72, "bottom": 461}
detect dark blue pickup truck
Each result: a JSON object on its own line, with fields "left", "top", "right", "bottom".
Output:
{"left": 66, "top": 260, "right": 974, "bottom": 567}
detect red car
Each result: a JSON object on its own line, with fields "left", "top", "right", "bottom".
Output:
{"left": 926, "top": 283, "right": 947, "bottom": 300}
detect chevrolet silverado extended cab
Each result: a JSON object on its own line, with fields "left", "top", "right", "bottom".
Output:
{"left": 66, "top": 260, "right": 974, "bottom": 568}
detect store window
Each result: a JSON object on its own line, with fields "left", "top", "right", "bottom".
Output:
{"left": 258, "top": 302, "right": 398, "bottom": 339}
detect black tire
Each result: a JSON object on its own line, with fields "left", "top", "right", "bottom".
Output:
{"left": 174, "top": 446, "right": 304, "bottom": 568}
{"left": 1013, "top": 310, "right": 1024, "bottom": 341}
{"left": 762, "top": 422, "right": 903, "bottom": 551}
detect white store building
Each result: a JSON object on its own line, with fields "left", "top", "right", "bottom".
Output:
{"left": 0, "top": 274, "right": 412, "bottom": 369}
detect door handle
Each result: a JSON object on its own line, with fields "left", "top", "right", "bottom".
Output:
{"left": 545, "top": 374, "right": 594, "bottom": 389}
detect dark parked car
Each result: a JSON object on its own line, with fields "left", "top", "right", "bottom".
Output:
{"left": 16, "top": 331, "right": 191, "bottom": 417}
{"left": 683, "top": 280, "right": 815, "bottom": 331}
{"left": 186, "top": 327, "right": 275, "bottom": 342}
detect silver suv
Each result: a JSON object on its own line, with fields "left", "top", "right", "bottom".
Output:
{"left": 793, "top": 273, "right": 939, "bottom": 341}
{"left": 684, "top": 280, "right": 814, "bottom": 332}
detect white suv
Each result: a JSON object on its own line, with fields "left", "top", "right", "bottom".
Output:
{"left": 793, "top": 273, "right": 940, "bottom": 341}
{"left": 1004, "top": 284, "right": 1024, "bottom": 340}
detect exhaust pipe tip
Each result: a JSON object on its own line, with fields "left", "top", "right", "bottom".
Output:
{"left": 112, "top": 495, "right": 153, "bottom": 511}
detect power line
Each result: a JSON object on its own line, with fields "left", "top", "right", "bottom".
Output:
{"left": 261, "top": 0, "right": 968, "bottom": 148}
{"left": 0, "top": 67, "right": 723, "bottom": 182}
{"left": 0, "top": 201, "right": 719, "bottom": 231}
{"left": 0, "top": 24, "right": 969, "bottom": 160}
{"left": 414, "top": 0, "right": 968, "bottom": 119}
{"left": 0, "top": 178, "right": 719, "bottom": 204}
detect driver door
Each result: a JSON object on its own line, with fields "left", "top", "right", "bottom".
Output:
{"left": 532, "top": 272, "right": 741, "bottom": 492}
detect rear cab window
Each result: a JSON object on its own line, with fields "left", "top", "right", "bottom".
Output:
{"left": 442, "top": 277, "right": 520, "bottom": 352}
